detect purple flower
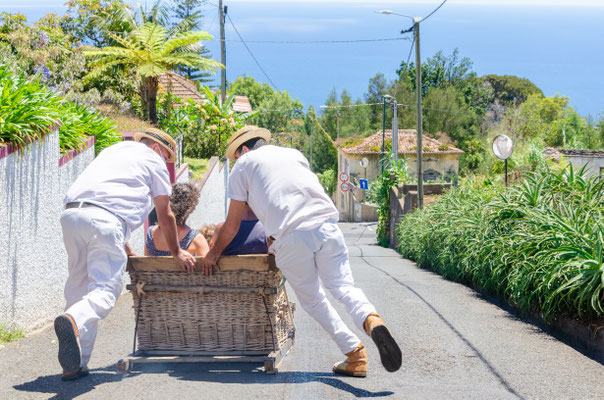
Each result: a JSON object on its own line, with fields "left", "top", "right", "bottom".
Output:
{"left": 34, "top": 65, "right": 51, "bottom": 80}
{"left": 39, "top": 32, "right": 49, "bottom": 46}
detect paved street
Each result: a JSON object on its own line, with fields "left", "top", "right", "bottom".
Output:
{"left": 1, "top": 222, "right": 603, "bottom": 399}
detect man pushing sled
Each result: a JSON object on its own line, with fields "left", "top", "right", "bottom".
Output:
{"left": 202, "top": 126, "right": 402, "bottom": 377}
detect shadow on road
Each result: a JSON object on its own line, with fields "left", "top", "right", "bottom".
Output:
{"left": 12, "top": 363, "right": 394, "bottom": 399}
{"left": 127, "top": 362, "right": 394, "bottom": 398}
{"left": 12, "top": 365, "right": 124, "bottom": 400}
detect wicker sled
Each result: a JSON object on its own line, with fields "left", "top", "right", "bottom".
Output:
{"left": 117, "top": 255, "right": 295, "bottom": 374}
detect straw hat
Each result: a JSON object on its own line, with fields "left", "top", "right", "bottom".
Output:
{"left": 225, "top": 125, "right": 271, "bottom": 161}
{"left": 134, "top": 128, "right": 177, "bottom": 163}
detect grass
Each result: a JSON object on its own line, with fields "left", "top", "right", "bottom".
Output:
{"left": 0, "top": 324, "right": 24, "bottom": 343}
{"left": 99, "top": 104, "right": 153, "bottom": 132}
{"left": 396, "top": 164, "right": 604, "bottom": 320}
{"left": 184, "top": 157, "right": 209, "bottom": 181}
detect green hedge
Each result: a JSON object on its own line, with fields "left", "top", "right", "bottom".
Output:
{"left": 397, "top": 165, "right": 604, "bottom": 319}
{"left": 0, "top": 65, "right": 120, "bottom": 155}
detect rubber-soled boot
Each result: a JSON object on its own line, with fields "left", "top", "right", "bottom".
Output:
{"left": 332, "top": 343, "right": 368, "bottom": 378}
{"left": 364, "top": 313, "right": 402, "bottom": 372}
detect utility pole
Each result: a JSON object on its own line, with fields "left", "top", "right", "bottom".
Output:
{"left": 414, "top": 17, "right": 424, "bottom": 208}
{"left": 309, "top": 123, "right": 314, "bottom": 170}
{"left": 336, "top": 108, "right": 340, "bottom": 139}
{"left": 219, "top": 0, "right": 227, "bottom": 105}
{"left": 391, "top": 99, "right": 399, "bottom": 162}
{"left": 381, "top": 97, "right": 386, "bottom": 173}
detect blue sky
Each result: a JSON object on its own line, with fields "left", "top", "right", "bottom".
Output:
{"left": 2, "top": 0, "right": 604, "bottom": 116}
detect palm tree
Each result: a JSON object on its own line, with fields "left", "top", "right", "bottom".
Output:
{"left": 84, "top": 22, "right": 222, "bottom": 123}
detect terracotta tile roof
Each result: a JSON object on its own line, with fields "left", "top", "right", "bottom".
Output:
{"left": 338, "top": 129, "right": 464, "bottom": 155}
{"left": 158, "top": 72, "right": 252, "bottom": 112}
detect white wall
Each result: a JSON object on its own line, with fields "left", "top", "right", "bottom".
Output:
{"left": 567, "top": 155, "right": 604, "bottom": 179}
{"left": 0, "top": 131, "right": 95, "bottom": 331}
{"left": 188, "top": 157, "right": 228, "bottom": 229}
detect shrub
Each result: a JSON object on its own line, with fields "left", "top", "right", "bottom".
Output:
{"left": 367, "top": 156, "right": 411, "bottom": 245}
{"left": 0, "top": 65, "right": 120, "bottom": 155}
{"left": 316, "top": 168, "right": 336, "bottom": 197}
{"left": 0, "top": 65, "right": 60, "bottom": 148}
{"left": 157, "top": 85, "right": 255, "bottom": 158}
{"left": 397, "top": 165, "right": 604, "bottom": 319}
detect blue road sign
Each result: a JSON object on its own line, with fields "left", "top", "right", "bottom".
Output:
{"left": 359, "top": 179, "right": 368, "bottom": 190}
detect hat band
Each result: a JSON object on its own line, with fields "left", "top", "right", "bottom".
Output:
{"left": 229, "top": 127, "right": 255, "bottom": 144}
{"left": 145, "top": 131, "right": 174, "bottom": 152}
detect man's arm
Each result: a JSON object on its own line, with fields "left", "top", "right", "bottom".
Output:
{"left": 154, "top": 195, "right": 196, "bottom": 273}
{"left": 201, "top": 200, "right": 246, "bottom": 275}
{"left": 125, "top": 242, "right": 136, "bottom": 257}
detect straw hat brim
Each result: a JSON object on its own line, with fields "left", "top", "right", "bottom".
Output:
{"left": 226, "top": 126, "right": 271, "bottom": 161}
{"left": 134, "top": 130, "right": 177, "bottom": 163}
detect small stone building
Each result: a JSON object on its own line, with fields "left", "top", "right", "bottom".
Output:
{"left": 335, "top": 129, "right": 463, "bottom": 221}
{"left": 544, "top": 148, "right": 604, "bottom": 179}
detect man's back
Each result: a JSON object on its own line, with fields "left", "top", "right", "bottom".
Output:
{"left": 64, "top": 141, "right": 171, "bottom": 231}
{"left": 228, "top": 145, "right": 338, "bottom": 239}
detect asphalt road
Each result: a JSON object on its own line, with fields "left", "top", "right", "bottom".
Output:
{"left": 1, "top": 222, "right": 603, "bottom": 399}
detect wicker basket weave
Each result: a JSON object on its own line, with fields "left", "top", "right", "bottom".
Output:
{"left": 127, "top": 256, "right": 295, "bottom": 354}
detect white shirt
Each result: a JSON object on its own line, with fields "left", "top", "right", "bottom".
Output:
{"left": 228, "top": 145, "right": 338, "bottom": 239}
{"left": 64, "top": 141, "right": 171, "bottom": 231}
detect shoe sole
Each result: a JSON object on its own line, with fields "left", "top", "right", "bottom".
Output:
{"left": 54, "top": 315, "right": 81, "bottom": 373}
{"left": 332, "top": 367, "right": 367, "bottom": 378}
{"left": 61, "top": 367, "right": 89, "bottom": 381}
{"left": 371, "top": 325, "right": 402, "bottom": 372}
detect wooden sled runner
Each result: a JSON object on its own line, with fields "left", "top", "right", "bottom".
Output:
{"left": 117, "top": 255, "right": 296, "bottom": 374}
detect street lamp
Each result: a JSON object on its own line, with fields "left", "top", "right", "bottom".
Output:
{"left": 377, "top": 9, "right": 424, "bottom": 208}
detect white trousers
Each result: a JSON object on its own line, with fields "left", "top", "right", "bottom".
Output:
{"left": 60, "top": 207, "right": 128, "bottom": 367}
{"left": 271, "top": 222, "right": 376, "bottom": 354}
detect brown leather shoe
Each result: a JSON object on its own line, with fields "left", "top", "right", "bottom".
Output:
{"left": 332, "top": 343, "right": 367, "bottom": 378}
{"left": 363, "top": 313, "right": 402, "bottom": 372}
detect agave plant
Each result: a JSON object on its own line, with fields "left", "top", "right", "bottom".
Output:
{"left": 0, "top": 65, "right": 60, "bottom": 149}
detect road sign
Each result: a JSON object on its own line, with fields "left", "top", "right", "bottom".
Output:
{"left": 359, "top": 179, "right": 368, "bottom": 190}
{"left": 359, "top": 157, "right": 369, "bottom": 168}
{"left": 339, "top": 172, "right": 349, "bottom": 182}
{"left": 341, "top": 182, "right": 350, "bottom": 192}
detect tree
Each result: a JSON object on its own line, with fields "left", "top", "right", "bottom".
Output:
{"left": 364, "top": 73, "right": 390, "bottom": 129}
{"left": 397, "top": 48, "right": 474, "bottom": 95}
{"left": 232, "top": 75, "right": 304, "bottom": 133}
{"left": 231, "top": 75, "right": 273, "bottom": 109}
{"left": 171, "top": 0, "right": 213, "bottom": 82}
{"left": 481, "top": 74, "right": 543, "bottom": 106}
{"left": 84, "top": 22, "right": 221, "bottom": 123}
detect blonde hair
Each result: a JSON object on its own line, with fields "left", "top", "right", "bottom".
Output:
{"left": 198, "top": 224, "right": 216, "bottom": 244}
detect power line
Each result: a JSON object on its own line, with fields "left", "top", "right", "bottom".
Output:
{"left": 99, "top": 30, "right": 409, "bottom": 44}
{"left": 392, "top": 35, "right": 416, "bottom": 98}
{"left": 210, "top": 37, "right": 409, "bottom": 44}
{"left": 422, "top": 0, "right": 448, "bottom": 23}
{"left": 226, "top": 14, "right": 278, "bottom": 89}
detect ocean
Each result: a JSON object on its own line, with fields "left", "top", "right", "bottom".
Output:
{"left": 3, "top": 1, "right": 604, "bottom": 117}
